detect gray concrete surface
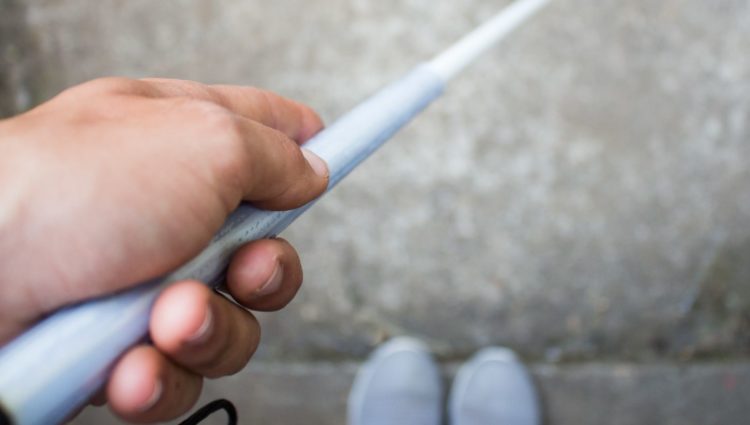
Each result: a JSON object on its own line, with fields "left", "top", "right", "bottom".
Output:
{"left": 74, "top": 360, "right": 750, "bottom": 425}
{"left": 2, "top": 0, "right": 750, "bottom": 423}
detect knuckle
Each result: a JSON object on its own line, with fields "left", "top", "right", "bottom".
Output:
{"left": 169, "top": 98, "right": 249, "bottom": 210}
{"left": 175, "top": 99, "right": 247, "bottom": 160}
{"left": 213, "top": 115, "right": 247, "bottom": 155}
{"left": 53, "top": 78, "right": 149, "bottom": 121}
{"left": 207, "top": 114, "right": 250, "bottom": 190}
{"left": 147, "top": 78, "right": 213, "bottom": 98}
{"left": 76, "top": 77, "right": 145, "bottom": 96}
{"left": 188, "top": 100, "right": 243, "bottom": 148}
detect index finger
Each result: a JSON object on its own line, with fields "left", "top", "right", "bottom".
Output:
{"left": 139, "top": 78, "right": 324, "bottom": 143}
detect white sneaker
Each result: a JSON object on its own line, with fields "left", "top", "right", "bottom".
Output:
{"left": 449, "top": 348, "right": 541, "bottom": 425}
{"left": 348, "top": 337, "right": 443, "bottom": 425}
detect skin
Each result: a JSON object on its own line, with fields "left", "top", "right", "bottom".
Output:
{"left": 0, "top": 77, "right": 329, "bottom": 423}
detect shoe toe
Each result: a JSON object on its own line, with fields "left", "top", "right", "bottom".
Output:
{"left": 450, "top": 348, "right": 540, "bottom": 425}
{"left": 348, "top": 338, "right": 442, "bottom": 425}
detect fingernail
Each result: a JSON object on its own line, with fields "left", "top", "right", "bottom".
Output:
{"left": 301, "top": 148, "right": 328, "bottom": 177}
{"left": 254, "top": 262, "right": 283, "bottom": 297}
{"left": 138, "top": 380, "right": 162, "bottom": 412}
{"left": 186, "top": 306, "right": 213, "bottom": 345}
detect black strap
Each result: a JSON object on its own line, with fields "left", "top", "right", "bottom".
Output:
{"left": 179, "top": 399, "right": 238, "bottom": 425}
{"left": 0, "top": 406, "right": 10, "bottom": 425}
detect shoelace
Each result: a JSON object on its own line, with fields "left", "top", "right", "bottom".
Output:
{"left": 178, "top": 399, "right": 237, "bottom": 425}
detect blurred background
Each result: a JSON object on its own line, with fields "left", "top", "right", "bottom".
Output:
{"left": 2, "top": 0, "right": 749, "bottom": 423}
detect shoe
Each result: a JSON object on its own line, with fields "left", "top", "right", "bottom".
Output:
{"left": 449, "top": 348, "right": 541, "bottom": 425}
{"left": 348, "top": 337, "right": 443, "bottom": 425}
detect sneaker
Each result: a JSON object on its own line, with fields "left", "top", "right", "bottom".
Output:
{"left": 348, "top": 337, "right": 443, "bottom": 425}
{"left": 449, "top": 348, "right": 541, "bottom": 425}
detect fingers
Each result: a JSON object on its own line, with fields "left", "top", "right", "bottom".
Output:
{"left": 155, "top": 89, "right": 329, "bottom": 211}
{"left": 228, "top": 117, "right": 329, "bottom": 209}
{"left": 139, "top": 78, "right": 324, "bottom": 143}
{"left": 106, "top": 345, "right": 202, "bottom": 423}
{"left": 226, "top": 238, "right": 304, "bottom": 311}
{"left": 142, "top": 79, "right": 331, "bottom": 209}
{"left": 149, "top": 281, "right": 261, "bottom": 378}
{"left": 74, "top": 77, "right": 330, "bottom": 211}
{"left": 109, "top": 237, "right": 302, "bottom": 422}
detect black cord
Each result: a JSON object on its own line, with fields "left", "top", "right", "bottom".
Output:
{"left": 179, "top": 399, "right": 237, "bottom": 425}
{"left": 0, "top": 406, "right": 10, "bottom": 425}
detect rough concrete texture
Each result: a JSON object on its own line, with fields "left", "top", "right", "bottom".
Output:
{"left": 0, "top": 0, "right": 50, "bottom": 116}
{"left": 2, "top": 0, "right": 750, "bottom": 423}
{"left": 74, "top": 360, "right": 750, "bottom": 425}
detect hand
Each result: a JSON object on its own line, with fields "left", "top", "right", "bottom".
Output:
{"left": 0, "top": 77, "right": 329, "bottom": 422}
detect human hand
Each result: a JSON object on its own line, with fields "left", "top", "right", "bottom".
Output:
{"left": 0, "top": 77, "right": 328, "bottom": 422}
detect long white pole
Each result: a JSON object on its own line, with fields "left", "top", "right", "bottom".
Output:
{"left": 427, "top": 0, "right": 551, "bottom": 82}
